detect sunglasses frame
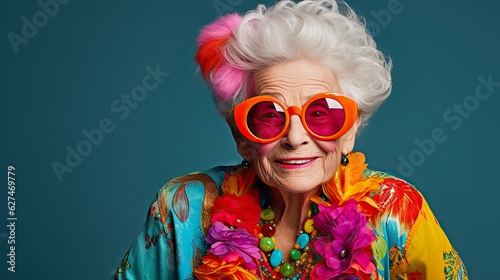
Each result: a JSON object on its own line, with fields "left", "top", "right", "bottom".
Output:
{"left": 233, "top": 92, "right": 358, "bottom": 143}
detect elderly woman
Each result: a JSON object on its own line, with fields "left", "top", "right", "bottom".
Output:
{"left": 113, "top": 1, "right": 467, "bottom": 279}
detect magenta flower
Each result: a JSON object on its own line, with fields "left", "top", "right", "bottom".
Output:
{"left": 206, "top": 221, "right": 260, "bottom": 270}
{"left": 334, "top": 275, "right": 361, "bottom": 280}
{"left": 312, "top": 200, "right": 376, "bottom": 279}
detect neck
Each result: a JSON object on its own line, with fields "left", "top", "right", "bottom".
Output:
{"left": 269, "top": 186, "right": 321, "bottom": 236}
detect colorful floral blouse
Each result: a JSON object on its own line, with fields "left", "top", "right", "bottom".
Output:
{"left": 112, "top": 154, "right": 467, "bottom": 280}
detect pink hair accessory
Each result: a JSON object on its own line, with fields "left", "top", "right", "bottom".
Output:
{"left": 197, "top": 13, "right": 243, "bottom": 45}
{"left": 196, "top": 13, "right": 245, "bottom": 101}
{"left": 213, "top": 64, "right": 246, "bottom": 101}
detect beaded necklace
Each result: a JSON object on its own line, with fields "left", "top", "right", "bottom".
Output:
{"left": 256, "top": 190, "right": 321, "bottom": 280}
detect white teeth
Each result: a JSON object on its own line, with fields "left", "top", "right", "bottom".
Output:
{"left": 281, "top": 159, "right": 313, "bottom": 165}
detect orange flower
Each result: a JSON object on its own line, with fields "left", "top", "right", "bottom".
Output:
{"left": 312, "top": 152, "right": 383, "bottom": 216}
{"left": 193, "top": 253, "right": 258, "bottom": 280}
{"left": 221, "top": 166, "right": 257, "bottom": 196}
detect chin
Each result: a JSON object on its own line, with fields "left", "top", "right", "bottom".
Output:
{"left": 271, "top": 177, "right": 324, "bottom": 194}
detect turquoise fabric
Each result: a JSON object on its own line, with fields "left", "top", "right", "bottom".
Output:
{"left": 112, "top": 166, "right": 231, "bottom": 280}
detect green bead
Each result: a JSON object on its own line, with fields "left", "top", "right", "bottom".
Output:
{"left": 280, "top": 263, "right": 294, "bottom": 277}
{"left": 261, "top": 208, "right": 276, "bottom": 221}
{"left": 290, "top": 249, "right": 301, "bottom": 260}
{"left": 259, "top": 237, "right": 275, "bottom": 252}
{"left": 312, "top": 203, "right": 319, "bottom": 216}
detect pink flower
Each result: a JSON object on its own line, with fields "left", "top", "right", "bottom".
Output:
{"left": 312, "top": 200, "right": 377, "bottom": 279}
{"left": 333, "top": 275, "right": 362, "bottom": 280}
{"left": 206, "top": 221, "right": 260, "bottom": 270}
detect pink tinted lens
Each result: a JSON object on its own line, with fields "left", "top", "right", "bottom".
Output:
{"left": 304, "top": 98, "right": 345, "bottom": 137}
{"left": 247, "top": 101, "right": 286, "bottom": 139}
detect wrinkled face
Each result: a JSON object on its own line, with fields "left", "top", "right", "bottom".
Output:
{"left": 236, "top": 60, "right": 360, "bottom": 193}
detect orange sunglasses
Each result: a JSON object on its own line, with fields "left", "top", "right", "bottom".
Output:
{"left": 233, "top": 92, "right": 358, "bottom": 143}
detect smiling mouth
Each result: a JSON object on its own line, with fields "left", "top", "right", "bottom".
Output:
{"left": 276, "top": 158, "right": 316, "bottom": 165}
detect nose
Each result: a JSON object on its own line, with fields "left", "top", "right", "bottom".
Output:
{"left": 281, "top": 115, "right": 310, "bottom": 149}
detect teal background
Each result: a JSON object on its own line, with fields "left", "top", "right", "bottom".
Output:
{"left": 1, "top": 0, "right": 498, "bottom": 279}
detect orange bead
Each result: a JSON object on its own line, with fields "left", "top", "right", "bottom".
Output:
{"left": 305, "top": 268, "right": 310, "bottom": 274}
{"left": 260, "top": 251, "right": 268, "bottom": 262}
{"left": 273, "top": 266, "right": 281, "bottom": 273}
{"left": 308, "top": 258, "right": 313, "bottom": 264}
{"left": 294, "top": 244, "right": 300, "bottom": 250}
{"left": 257, "top": 233, "right": 264, "bottom": 239}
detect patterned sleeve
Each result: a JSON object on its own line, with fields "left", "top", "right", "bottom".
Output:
{"left": 369, "top": 177, "right": 468, "bottom": 280}
{"left": 112, "top": 194, "right": 178, "bottom": 280}
{"left": 111, "top": 172, "right": 221, "bottom": 280}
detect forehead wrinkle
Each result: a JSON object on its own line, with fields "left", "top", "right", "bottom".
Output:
{"left": 255, "top": 76, "right": 335, "bottom": 95}
{"left": 252, "top": 60, "right": 342, "bottom": 106}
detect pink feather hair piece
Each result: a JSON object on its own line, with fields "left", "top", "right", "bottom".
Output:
{"left": 196, "top": 13, "right": 245, "bottom": 101}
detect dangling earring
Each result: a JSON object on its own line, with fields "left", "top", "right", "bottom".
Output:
{"left": 241, "top": 158, "right": 250, "bottom": 169}
{"left": 341, "top": 153, "right": 349, "bottom": 166}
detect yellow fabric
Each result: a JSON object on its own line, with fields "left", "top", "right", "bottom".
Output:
{"left": 405, "top": 196, "right": 468, "bottom": 280}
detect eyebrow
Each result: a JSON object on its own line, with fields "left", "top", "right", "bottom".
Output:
{"left": 259, "top": 92, "right": 320, "bottom": 98}
{"left": 257, "top": 91, "right": 280, "bottom": 97}
{"left": 306, "top": 93, "right": 317, "bottom": 100}
{"left": 259, "top": 92, "right": 320, "bottom": 104}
